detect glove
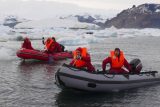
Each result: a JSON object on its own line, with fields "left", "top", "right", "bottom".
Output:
{"left": 42, "top": 37, "right": 44, "bottom": 40}
{"left": 76, "top": 55, "right": 81, "bottom": 60}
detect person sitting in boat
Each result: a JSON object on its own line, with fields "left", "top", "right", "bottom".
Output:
{"left": 21, "top": 37, "right": 34, "bottom": 50}
{"left": 102, "top": 48, "right": 132, "bottom": 73}
{"left": 42, "top": 37, "right": 65, "bottom": 52}
{"left": 43, "top": 37, "right": 64, "bottom": 54}
{"left": 70, "top": 47, "right": 95, "bottom": 72}
{"left": 51, "top": 37, "right": 65, "bottom": 52}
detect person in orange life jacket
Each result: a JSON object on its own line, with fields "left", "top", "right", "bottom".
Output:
{"left": 70, "top": 47, "right": 95, "bottom": 72}
{"left": 102, "top": 48, "right": 132, "bottom": 73}
{"left": 42, "top": 37, "right": 63, "bottom": 54}
{"left": 21, "top": 37, "right": 34, "bottom": 50}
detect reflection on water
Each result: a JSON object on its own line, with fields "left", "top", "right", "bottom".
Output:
{"left": 15, "top": 60, "right": 61, "bottom": 106}
{"left": 55, "top": 85, "right": 160, "bottom": 107}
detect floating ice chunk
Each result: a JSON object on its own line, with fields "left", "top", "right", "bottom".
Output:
{"left": 0, "top": 47, "right": 14, "bottom": 60}
{"left": 57, "top": 37, "right": 88, "bottom": 46}
{"left": 156, "top": 9, "right": 160, "bottom": 12}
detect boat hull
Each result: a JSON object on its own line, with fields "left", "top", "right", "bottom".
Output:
{"left": 17, "top": 49, "right": 73, "bottom": 61}
{"left": 56, "top": 64, "right": 160, "bottom": 92}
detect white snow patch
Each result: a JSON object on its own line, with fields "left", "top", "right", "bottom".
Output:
{"left": 15, "top": 18, "right": 99, "bottom": 30}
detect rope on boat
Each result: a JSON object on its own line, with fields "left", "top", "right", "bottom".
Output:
{"left": 138, "top": 73, "right": 143, "bottom": 76}
{"left": 67, "top": 66, "right": 83, "bottom": 71}
{"left": 145, "top": 73, "right": 151, "bottom": 76}
{"left": 103, "top": 74, "right": 115, "bottom": 79}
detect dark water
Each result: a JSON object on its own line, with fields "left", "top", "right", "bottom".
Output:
{"left": 0, "top": 37, "right": 160, "bottom": 107}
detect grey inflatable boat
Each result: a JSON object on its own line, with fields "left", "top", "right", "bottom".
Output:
{"left": 55, "top": 64, "right": 160, "bottom": 92}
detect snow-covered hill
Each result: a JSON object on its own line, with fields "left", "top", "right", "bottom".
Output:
{"left": 74, "top": 14, "right": 106, "bottom": 26}
{"left": 2, "top": 15, "right": 29, "bottom": 28}
{"left": 128, "top": 4, "right": 160, "bottom": 14}
{"left": 15, "top": 16, "right": 100, "bottom": 30}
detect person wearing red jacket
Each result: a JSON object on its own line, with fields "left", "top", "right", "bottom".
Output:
{"left": 70, "top": 47, "right": 95, "bottom": 72}
{"left": 49, "top": 42, "right": 63, "bottom": 53}
{"left": 21, "top": 37, "right": 34, "bottom": 50}
{"left": 43, "top": 37, "right": 63, "bottom": 54}
{"left": 102, "top": 48, "right": 132, "bottom": 73}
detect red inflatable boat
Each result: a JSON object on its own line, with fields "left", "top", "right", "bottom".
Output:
{"left": 16, "top": 48, "right": 73, "bottom": 61}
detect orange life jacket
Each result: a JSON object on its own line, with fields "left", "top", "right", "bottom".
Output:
{"left": 73, "top": 48, "right": 87, "bottom": 68}
{"left": 45, "top": 38, "right": 54, "bottom": 51}
{"left": 110, "top": 51, "right": 125, "bottom": 68}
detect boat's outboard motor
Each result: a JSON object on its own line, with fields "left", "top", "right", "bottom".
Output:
{"left": 129, "top": 59, "right": 142, "bottom": 73}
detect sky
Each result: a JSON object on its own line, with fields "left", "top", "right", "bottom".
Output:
{"left": 50, "top": 0, "right": 160, "bottom": 10}
{"left": 0, "top": 0, "right": 159, "bottom": 19}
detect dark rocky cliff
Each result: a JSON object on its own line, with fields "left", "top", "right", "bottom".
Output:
{"left": 104, "top": 4, "right": 160, "bottom": 28}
